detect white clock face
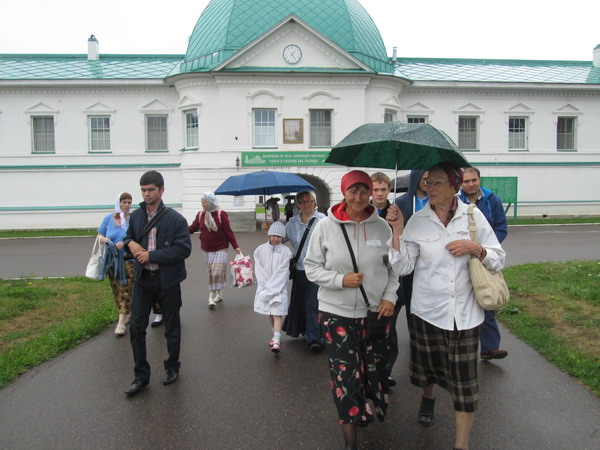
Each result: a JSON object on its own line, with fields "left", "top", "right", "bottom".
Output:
{"left": 283, "top": 44, "right": 302, "bottom": 64}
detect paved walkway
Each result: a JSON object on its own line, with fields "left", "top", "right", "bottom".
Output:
{"left": 0, "top": 226, "right": 599, "bottom": 449}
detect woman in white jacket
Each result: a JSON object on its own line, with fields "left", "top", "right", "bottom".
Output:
{"left": 304, "top": 170, "right": 398, "bottom": 450}
{"left": 386, "top": 162, "right": 505, "bottom": 450}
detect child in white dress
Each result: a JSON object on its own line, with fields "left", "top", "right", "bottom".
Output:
{"left": 254, "top": 221, "right": 292, "bottom": 353}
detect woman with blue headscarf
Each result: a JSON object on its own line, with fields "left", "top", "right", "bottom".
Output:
{"left": 189, "top": 192, "right": 242, "bottom": 309}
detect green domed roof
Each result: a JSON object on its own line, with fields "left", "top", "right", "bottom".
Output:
{"left": 180, "top": 0, "right": 391, "bottom": 74}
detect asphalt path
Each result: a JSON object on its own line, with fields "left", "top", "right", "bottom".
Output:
{"left": 0, "top": 225, "right": 599, "bottom": 449}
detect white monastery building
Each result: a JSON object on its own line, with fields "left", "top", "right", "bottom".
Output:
{"left": 1, "top": 0, "right": 599, "bottom": 230}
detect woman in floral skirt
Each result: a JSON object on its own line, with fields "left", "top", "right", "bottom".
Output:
{"left": 304, "top": 170, "right": 399, "bottom": 450}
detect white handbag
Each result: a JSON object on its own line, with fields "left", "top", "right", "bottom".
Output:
{"left": 85, "top": 236, "right": 106, "bottom": 280}
{"left": 467, "top": 205, "right": 509, "bottom": 310}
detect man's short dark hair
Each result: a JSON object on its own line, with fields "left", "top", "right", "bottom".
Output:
{"left": 462, "top": 167, "right": 481, "bottom": 179}
{"left": 140, "top": 170, "right": 164, "bottom": 188}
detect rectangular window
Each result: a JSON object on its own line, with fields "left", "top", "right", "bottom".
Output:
{"left": 185, "top": 110, "right": 198, "bottom": 148}
{"left": 458, "top": 116, "right": 478, "bottom": 150}
{"left": 31, "top": 116, "right": 55, "bottom": 153}
{"left": 253, "top": 108, "right": 276, "bottom": 147}
{"left": 384, "top": 109, "right": 396, "bottom": 123}
{"left": 407, "top": 115, "right": 427, "bottom": 124}
{"left": 508, "top": 117, "right": 527, "bottom": 150}
{"left": 309, "top": 109, "right": 332, "bottom": 147}
{"left": 557, "top": 117, "right": 576, "bottom": 150}
{"left": 89, "top": 116, "right": 111, "bottom": 151}
{"left": 146, "top": 115, "right": 168, "bottom": 152}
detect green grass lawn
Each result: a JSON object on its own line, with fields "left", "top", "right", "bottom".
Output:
{"left": 499, "top": 260, "right": 600, "bottom": 396}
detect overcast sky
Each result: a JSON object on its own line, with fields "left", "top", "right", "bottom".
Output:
{"left": 2, "top": 0, "right": 598, "bottom": 61}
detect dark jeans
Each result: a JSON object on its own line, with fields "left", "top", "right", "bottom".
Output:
{"left": 479, "top": 309, "right": 501, "bottom": 354}
{"left": 129, "top": 270, "right": 182, "bottom": 382}
{"left": 387, "top": 273, "right": 413, "bottom": 376}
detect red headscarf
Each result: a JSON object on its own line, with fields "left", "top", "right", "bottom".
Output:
{"left": 340, "top": 170, "right": 373, "bottom": 195}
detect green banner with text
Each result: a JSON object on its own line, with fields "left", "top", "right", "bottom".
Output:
{"left": 241, "top": 151, "right": 331, "bottom": 167}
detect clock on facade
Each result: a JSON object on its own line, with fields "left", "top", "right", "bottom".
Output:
{"left": 283, "top": 44, "right": 302, "bottom": 64}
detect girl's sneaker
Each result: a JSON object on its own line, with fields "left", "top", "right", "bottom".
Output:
{"left": 268, "top": 339, "right": 275, "bottom": 347}
{"left": 271, "top": 341, "right": 281, "bottom": 353}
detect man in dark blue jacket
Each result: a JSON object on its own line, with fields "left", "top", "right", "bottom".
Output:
{"left": 123, "top": 171, "right": 192, "bottom": 396}
{"left": 459, "top": 167, "right": 508, "bottom": 360}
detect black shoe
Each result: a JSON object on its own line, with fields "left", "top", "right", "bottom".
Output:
{"left": 357, "top": 413, "right": 374, "bottom": 427}
{"left": 387, "top": 376, "right": 397, "bottom": 387}
{"left": 309, "top": 341, "right": 323, "bottom": 352}
{"left": 124, "top": 380, "right": 148, "bottom": 397}
{"left": 163, "top": 368, "right": 179, "bottom": 385}
{"left": 418, "top": 396, "right": 436, "bottom": 426}
{"left": 150, "top": 319, "right": 163, "bottom": 328}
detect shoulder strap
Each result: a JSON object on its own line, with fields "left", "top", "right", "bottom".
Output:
{"left": 293, "top": 217, "right": 316, "bottom": 261}
{"left": 141, "top": 206, "right": 170, "bottom": 239}
{"left": 467, "top": 204, "right": 478, "bottom": 244}
{"left": 339, "top": 223, "right": 370, "bottom": 308}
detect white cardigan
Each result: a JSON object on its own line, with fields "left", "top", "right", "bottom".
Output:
{"left": 388, "top": 199, "right": 505, "bottom": 331}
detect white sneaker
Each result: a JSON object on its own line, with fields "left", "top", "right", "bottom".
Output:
{"left": 214, "top": 293, "right": 223, "bottom": 303}
{"left": 208, "top": 298, "right": 216, "bottom": 309}
{"left": 115, "top": 324, "right": 126, "bottom": 335}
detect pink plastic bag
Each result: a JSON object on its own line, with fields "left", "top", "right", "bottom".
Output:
{"left": 230, "top": 254, "right": 255, "bottom": 288}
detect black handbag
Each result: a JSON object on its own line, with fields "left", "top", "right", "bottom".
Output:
{"left": 339, "top": 224, "right": 388, "bottom": 340}
{"left": 289, "top": 217, "right": 316, "bottom": 280}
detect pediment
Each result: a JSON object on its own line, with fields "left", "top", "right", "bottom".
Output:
{"left": 83, "top": 102, "right": 115, "bottom": 113}
{"left": 553, "top": 103, "right": 581, "bottom": 114}
{"left": 381, "top": 95, "right": 402, "bottom": 108}
{"left": 177, "top": 95, "right": 201, "bottom": 109}
{"left": 404, "top": 102, "right": 432, "bottom": 112}
{"left": 506, "top": 102, "right": 533, "bottom": 113}
{"left": 26, "top": 102, "right": 58, "bottom": 114}
{"left": 454, "top": 103, "right": 483, "bottom": 113}
{"left": 217, "top": 16, "right": 370, "bottom": 72}
{"left": 140, "top": 99, "right": 172, "bottom": 112}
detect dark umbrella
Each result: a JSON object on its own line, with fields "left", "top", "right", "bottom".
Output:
{"left": 326, "top": 122, "right": 471, "bottom": 170}
{"left": 391, "top": 174, "right": 410, "bottom": 193}
{"left": 214, "top": 170, "right": 314, "bottom": 196}
{"left": 214, "top": 170, "right": 315, "bottom": 219}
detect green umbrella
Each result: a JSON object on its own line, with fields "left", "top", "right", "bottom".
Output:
{"left": 326, "top": 122, "right": 471, "bottom": 170}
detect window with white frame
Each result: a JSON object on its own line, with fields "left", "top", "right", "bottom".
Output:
{"left": 384, "top": 109, "right": 397, "bottom": 123}
{"left": 458, "top": 116, "right": 478, "bottom": 150}
{"left": 557, "top": 117, "right": 576, "bottom": 150}
{"left": 31, "top": 116, "right": 55, "bottom": 153}
{"left": 146, "top": 115, "right": 168, "bottom": 152}
{"left": 185, "top": 110, "right": 198, "bottom": 148}
{"left": 88, "top": 116, "right": 111, "bottom": 152}
{"left": 407, "top": 115, "right": 427, "bottom": 124}
{"left": 508, "top": 117, "right": 528, "bottom": 150}
{"left": 309, "top": 109, "right": 332, "bottom": 147}
{"left": 253, "top": 108, "right": 276, "bottom": 147}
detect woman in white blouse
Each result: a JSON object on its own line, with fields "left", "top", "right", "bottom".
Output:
{"left": 386, "top": 162, "right": 505, "bottom": 450}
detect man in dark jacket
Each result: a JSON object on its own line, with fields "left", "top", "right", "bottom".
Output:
{"left": 459, "top": 167, "right": 508, "bottom": 360}
{"left": 123, "top": 171, "right": 192, "bottom": 396}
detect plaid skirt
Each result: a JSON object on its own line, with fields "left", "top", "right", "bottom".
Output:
{"left": 320, "top": 311, "right": 389, "bottom": 424}
{"left": 203, "top": 249, "right": 228, "bottom": 291}
{"left": 409, "top": 314, "right": 480, "bottom": 412}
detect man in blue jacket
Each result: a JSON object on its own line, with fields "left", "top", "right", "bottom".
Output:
{"left": 459, "top": 167, "right": 508, "bottom": 360}
{"left": 123, "top": 171, "right": 192, "bottom": 396}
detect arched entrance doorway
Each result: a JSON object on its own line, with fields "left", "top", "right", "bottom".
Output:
{"left": 297, "top": 174, "right": 331, "bottom": 215}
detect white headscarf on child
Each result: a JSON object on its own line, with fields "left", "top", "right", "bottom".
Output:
{"left": 202, "top": 191, "right": 220, "bottom": 232}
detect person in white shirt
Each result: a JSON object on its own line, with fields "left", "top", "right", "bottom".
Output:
{"left": 253, "top": 221, "right": 292, "bottom": 354}
{"left": 386, "top": 162, "right": 505, "bottom": 450}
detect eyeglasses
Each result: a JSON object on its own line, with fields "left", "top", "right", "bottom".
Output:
{"left": 298, "top": 200, "right": 315, "bottom": 205}
{"left": 423, "top": 179, "right": 450, "bottom": 188}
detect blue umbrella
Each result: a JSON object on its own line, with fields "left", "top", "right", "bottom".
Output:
{"left": 214, "top": 170, "right": 315, "bottom": 196}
